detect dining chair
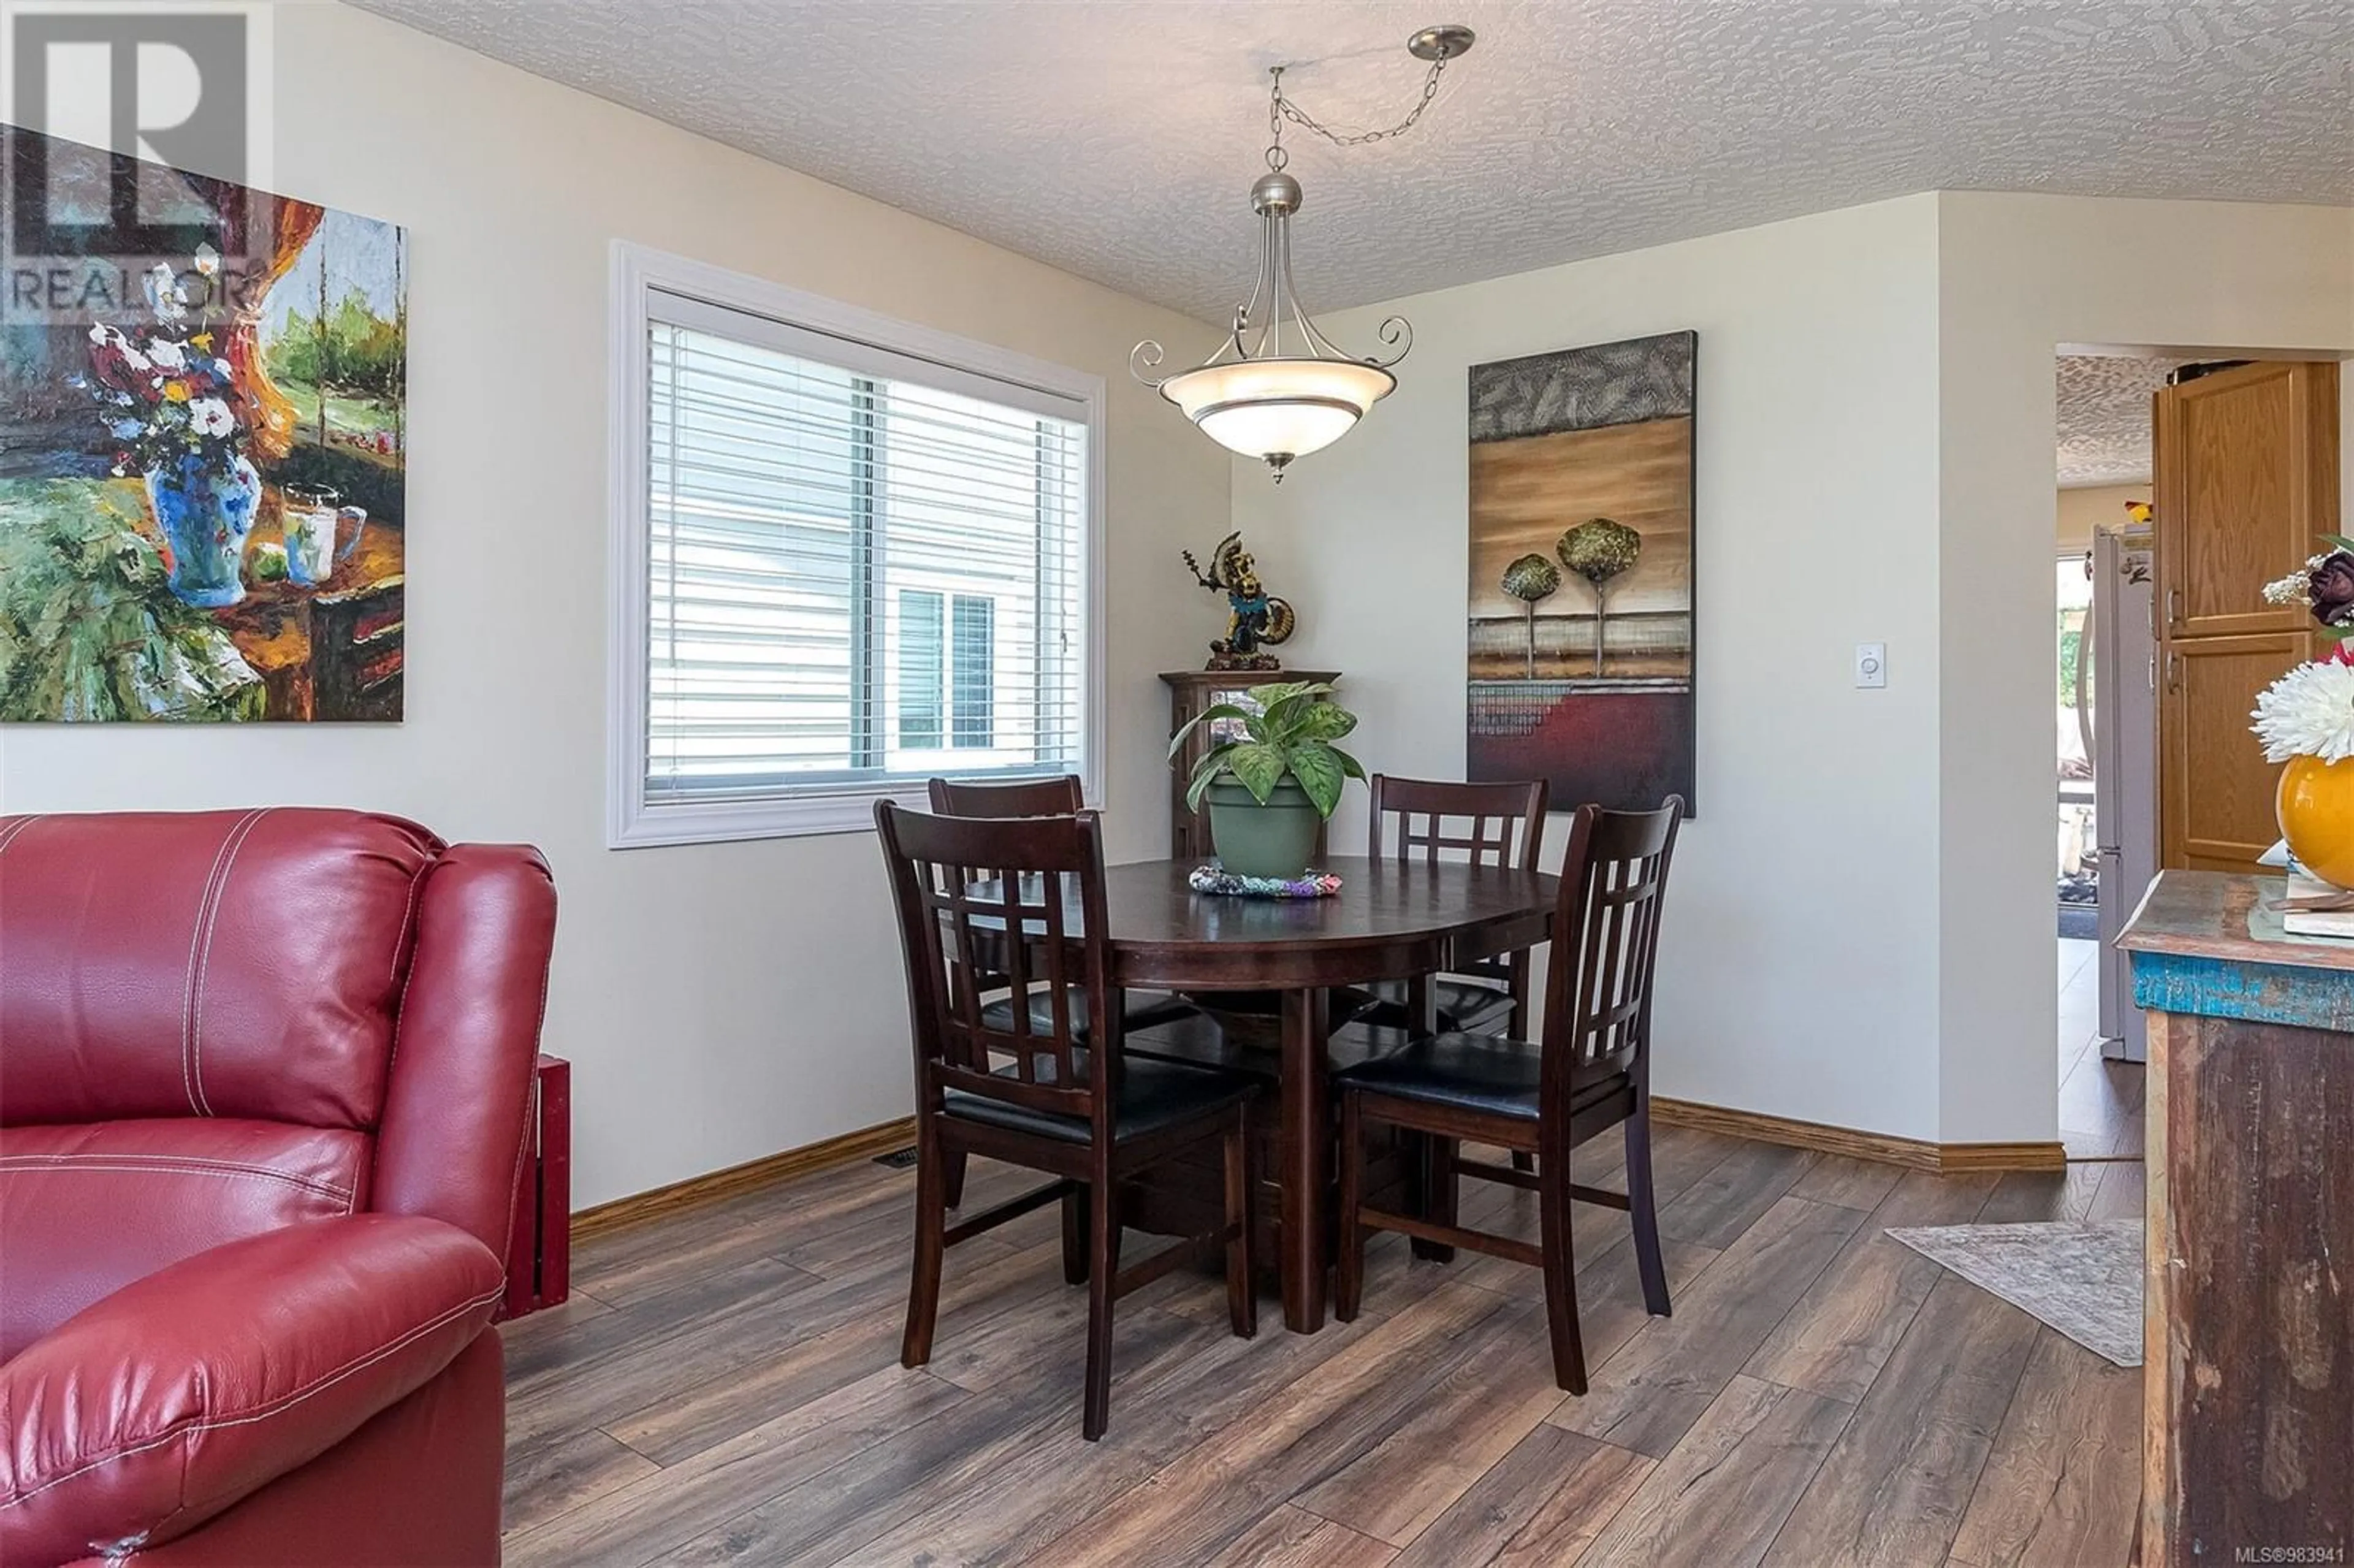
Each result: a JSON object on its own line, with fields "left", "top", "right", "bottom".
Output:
{"left": 1360, "top": 774, "right": 1550, "bottom": 1037}
{"left": 876, "top": 801, "right": 1258, "bottom": 1440}
{"left": 1357, "top": 775, "right": 1550, "bottom": 1176}
{"left": 926, "top": 775, "right": 1087, "bottom": 818}
{"left": 1331, "top": 797, "right": 1685, "bottom": 1393}
{"left": 924, "top": 776, "right": 1198, "bottom": 1205}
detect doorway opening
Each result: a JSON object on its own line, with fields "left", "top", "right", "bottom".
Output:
{"left": 2053, "top": 351, "right": 2178, "bottom": 1186}
{"left": 2049, "top": 346, "right": 2347, "bottom": 1191}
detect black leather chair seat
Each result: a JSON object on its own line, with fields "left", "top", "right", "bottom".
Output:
{"left": 1358, "top": 975, "right": 1516, "bottom": 1035}
{"left": 1334, "top": 1032, "right": 1627, "bottom": 1122}
{"left": 977, "top": 988, "right": 1198, "bottom": 1040}
{"left": 944, "top": 1052, "right": 1255, "bottom": 1145}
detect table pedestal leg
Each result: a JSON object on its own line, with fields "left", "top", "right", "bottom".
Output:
{"left": 1280, "top": 984, "right": 1332, "bottom": 1333}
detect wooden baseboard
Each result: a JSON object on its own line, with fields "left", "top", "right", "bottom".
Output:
{"left": 568, "top": 1097, "right": 2065, "bottom": 1244}
{"left": 570, "top": 1115, "right": 917, "bottom": 1242}
{"left": 1934, "top": 1140, "right": 2071, "bottom": 1173}
{"left": 1651, "top": 1097, "right": 2067, "bottom": 1174}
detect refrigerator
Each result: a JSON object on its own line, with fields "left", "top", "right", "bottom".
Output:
{"left": 2092, "top": 522, "right": 2158, "bottom": 1061}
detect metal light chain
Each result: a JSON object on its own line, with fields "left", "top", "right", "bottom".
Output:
{"left": 1267, "top": 68, "right": 1290, "bottom": 169}
{"left": 1268, "top": 50, "right": 1453, "bottom": 156}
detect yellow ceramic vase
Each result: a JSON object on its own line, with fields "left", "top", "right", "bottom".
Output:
{"left": 2277, "top": 755, "right": 2354, "bottom": 889}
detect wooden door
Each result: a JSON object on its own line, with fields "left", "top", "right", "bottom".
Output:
{"left": 2154, "top": 361, "right": 2340, "bottom": 640}
{"left": 2154, "top": 360, "right": 2339, "bottom": 872}
{"left": 2160, "top": 632, "right": 2309, "bottom": 871}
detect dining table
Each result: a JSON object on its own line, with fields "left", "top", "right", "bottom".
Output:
{"left": 1086, "top": 854, "right": 1557, "bottom": 1333}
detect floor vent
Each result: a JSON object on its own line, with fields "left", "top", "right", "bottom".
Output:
{"left": 873, "top": 1147, "right": 920, "bottom": 1170}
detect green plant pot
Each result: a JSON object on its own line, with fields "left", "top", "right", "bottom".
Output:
{"left": 1206, "top": 778, "right": 1322, "bottom": 880}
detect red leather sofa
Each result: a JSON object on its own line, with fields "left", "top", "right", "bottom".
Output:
{"left": 0, "top": 808, "right": 557, "bottom": 1566}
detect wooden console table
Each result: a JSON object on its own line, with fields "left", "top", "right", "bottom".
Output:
{"left": 2119, "top": 871, "right": 2353, "bottom": 1566}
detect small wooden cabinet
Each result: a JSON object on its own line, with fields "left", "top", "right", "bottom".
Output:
{"left": 2160, "top": 631, "right": 2312, "bottom": 871}
{"left": 2154, "top": 361, "right": 2339, "bottom": 641}
{"left": 498, "top": 1053, "right": 570, "bottom": 1322}
{"left": 2120, "top": 874, "right": 2354, "bottom": 1566}
{"left": 1160, "top": 669, "right": 1339, "bottom": 862}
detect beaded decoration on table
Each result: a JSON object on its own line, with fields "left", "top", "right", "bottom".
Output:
{"left": 1187, "top": 864, "right": 1343, "bottom": 899}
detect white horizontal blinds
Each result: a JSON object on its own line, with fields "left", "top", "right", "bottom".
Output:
{"left": 644, "top": 289, "right": 1088, "bottom": 801}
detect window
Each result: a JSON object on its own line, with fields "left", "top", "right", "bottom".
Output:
{"left": 608, "top": 245, "right": 1103, "bottom": 846}
{"left": 893, "top": 590, "right": 994, "bottom": 752}
{"left": 951, "top": 594, "right": 994, "bottom": 749}
{"left": 899, "top": 590, "right": 945, "bottom": 750}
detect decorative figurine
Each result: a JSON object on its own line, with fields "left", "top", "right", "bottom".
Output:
{"left": 1183, "top": 531, "right": 1296, "bottom": 670}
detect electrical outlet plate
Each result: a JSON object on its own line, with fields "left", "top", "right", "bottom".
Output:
{"left": 1856, "top": 642, "right": 1887, "bottom": 688}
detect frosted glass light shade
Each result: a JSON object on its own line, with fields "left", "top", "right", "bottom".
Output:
{"left": 1159, "top": 358, "right": 1398, "bottom": 463}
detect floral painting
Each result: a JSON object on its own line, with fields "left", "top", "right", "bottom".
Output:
{"left": 1467, "top": 332, "right": 1696, "bottom": 812}
{"left": 0, "top": 126, "right": 405, "bottom": 721}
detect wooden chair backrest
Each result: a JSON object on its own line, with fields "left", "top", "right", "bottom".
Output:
{"left": 1367, "top": 775, "right": 1549, "bottom": 871}
{"left": 926, "top": 775, "right": 1084, "bottom": 818}
{"left": 1542, "top": 798, "right": 1685, "bottom": 1096}
{"left": 875, "top": 801, "right": 1116, "bottom": 1134}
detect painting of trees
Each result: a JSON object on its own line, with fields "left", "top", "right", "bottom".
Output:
{"left": 1499, "top": 553, "right": 1561, "bottom": 677}
{"left": 1467, "top": 330, "right": 1695, "bottom": 813}
{"left": 1557, "top": 516, "right": 1642, "bottom": 679}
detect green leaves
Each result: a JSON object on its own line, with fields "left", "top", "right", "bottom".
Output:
{"left": 1246, "top": 679, "right": 1326, "bottom": 711}
{"left": 1292, "top": 702, "right": 1357, "bottom": 741}
{"left": 1226, "top": 742, "right": 1289, "bottom": 803}
{"left": 1253, "top": 682, "right": 1336, "bottom": 744}
{"left": 1287, "top": 744, "right": 1344, "bottom": 816}
{"left": 1185, "top": 740, "right": 1241, "bottom": 811}
{"left": 1168, "top": 702, "right": 1261, "bottom": 758}
{"left": 1173, "top": 680, "right": 1363, "bottom": 820}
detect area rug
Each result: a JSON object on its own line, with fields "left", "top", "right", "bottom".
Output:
{"left": 1884, "top": 1220, "right": 2142, "bottom": 1367}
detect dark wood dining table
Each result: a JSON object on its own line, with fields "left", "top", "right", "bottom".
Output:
{"left": 1093, "top": 855, "right": 1556, "bottom": 1333}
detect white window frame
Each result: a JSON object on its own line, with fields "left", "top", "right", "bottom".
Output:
{"left": 606, "top": 242, "right": 1108, "bottom": 848}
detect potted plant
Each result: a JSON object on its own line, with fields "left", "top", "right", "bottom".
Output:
{"left": 1170, "top": 680, "right": 1365, "bottom": 879}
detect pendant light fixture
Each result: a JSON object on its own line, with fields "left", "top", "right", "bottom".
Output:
{"left": 1133, "top": 25, "right": 1476, "bottom": 481}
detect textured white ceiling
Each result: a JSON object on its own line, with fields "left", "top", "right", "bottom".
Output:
{"left": 351, "top": 1, "right": 2354, "bottom": 321}
{"left": 2056, "top": 354, "right": 2189, "bottom": 487}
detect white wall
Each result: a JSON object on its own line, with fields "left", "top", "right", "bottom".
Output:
{"left": 1933, "top": 191, "right": 2353, "bottom": 1143}
{"left": 1235, "top": 191, "right": 2354, "bottom": 1151}
{"left": 1233, "top": 196, "right": 1951, "bottom": 1143}
{"left": 13, "top": 8, "right": 2347, "bottom": 1183}
{"left": 0, "top": 2, "right": 1228, "bottom": 1206}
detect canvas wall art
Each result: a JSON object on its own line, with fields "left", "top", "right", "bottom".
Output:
{"left": 1, "top": 126, "right": 405, "bottom": 721}
{"left": 1467, "top": 330, "right": 1695, "bottom": 812}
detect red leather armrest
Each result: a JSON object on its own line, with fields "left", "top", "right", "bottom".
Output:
{"left": 0, "top": 1214, "right": 503, "bottom": 1564}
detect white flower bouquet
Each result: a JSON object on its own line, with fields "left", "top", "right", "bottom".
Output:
{"left": 2254, "top": 661, "right": 2354, "bottom": 765}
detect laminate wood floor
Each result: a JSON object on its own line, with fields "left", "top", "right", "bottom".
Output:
{"left": 2058, "top": 936, "right": 2147, "bottom": 1167}
{"left": 501, "top": 1119, "right": 2143, "bottom": 1567}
